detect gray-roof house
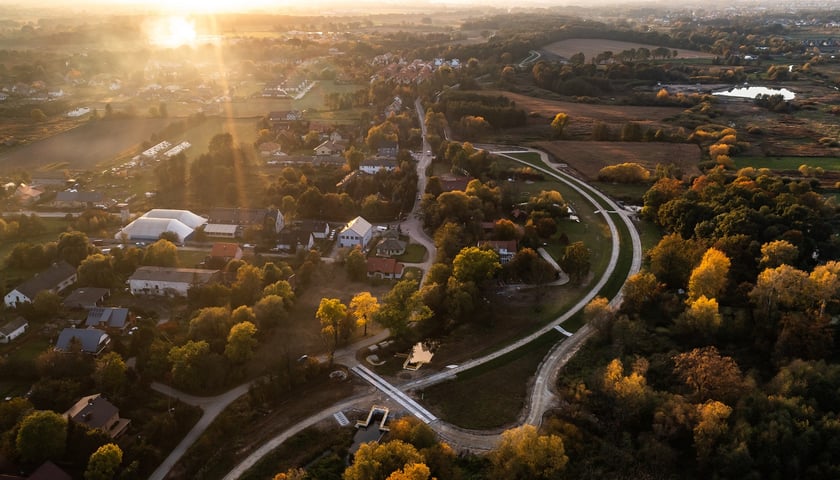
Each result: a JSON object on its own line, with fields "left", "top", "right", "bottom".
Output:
{"left": 4, "top": 261, "right": 77, "bottom": 307}
{"left": 56, "top": 327, "right": 110, "bottom": 355}
{"left": 52, "top": 190, "right": 104, "bottom": 209}
{"left": 62, "top": 287, "right": 110, "bottom": 309}
{"left": 338, "top": 216, "right": 373, "bottom": 249}
{"left": 64, "top": 394, "right": 130, "bottom": 439}
{"left": 128, "top": 266, "right": 221, "bottom": 297}
{"left": 0, "top": 317, "right": 28, "bottom": 343}
{"left": 85, "top": 307, "right": 131, "bottom": 332}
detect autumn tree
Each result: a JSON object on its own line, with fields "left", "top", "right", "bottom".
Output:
{"left": 561, "top": 241, "right": 591, "bottom": 283}
{"left": 584, "top": 296, "right": 614, "bottom": 335}
{"left": 350, "top": 292, "right": 380, "bottom": 336}
{"left": 85, "top": 443, "right": 122, "bottom": 480}
{"left": 344, "top": 440, "right": 424, "bottom": 480}
{"left": 317, "top": 298, "right": 349, "bottom": 362}
{"left": 648, "top": 233, "right": 705, "bottom": 289}
{"left": 225, "top": 321, "right": 258, "bottom": 364}
{"left": 675, "top": 295, "right": 722, "bottom": 337}
{"left": 673, "top": 346, "right": 745, "bottom": 403}
{"left": 687, "top": 248, "right": 730, "bottom": 301}
{"left": 550, "top": 112, "right": 569, "bottom": 138}
{"left": 488, "top": 425, "right": 568, "bottom": 480}
{"left": 188, "top": 306, "right": 232, "bottom": 351}
{"left": 759, "top": 239, "right": 799, "bottom": 268}
{"left": 693, "top": 400, "right": 732, "bottom": 463}
{"left": 16, "top": 410, "right": 67, "bottom": 464}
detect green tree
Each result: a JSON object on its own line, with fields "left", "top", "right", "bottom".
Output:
{"left": 346, "top": 246, "right": 368, "bottom": 282}
{"left": 350, "top": 292, "right": 380, "bottom": 336}
{"left": 231, "top": 264, "right": 263, "bottom": 307}
{"left": 550, "top": 112, "right": 569, "bottom": 138}
{"left": 168, "top": 340, "right": 211, "bottom": 391}
{"left": 85, "top": 443, "right": 122, "bottom": 480}
{"left": 158, "top": 230, "right": 180, "bottom": 243}
{"left": 93, "top": 352, "right": 127, "bottom": 397}
{"left": 57, "top": 231, "right": 93, "bottom": 267}
{"left": 488, "top": 425, "right": 568, "bottom": 480}
{"left": 374, "top": 280, "right": 432, "bottom": 340}
{"left": 560, "top": 241, "right": 591, "bottom": 283}
{"left": 452, "top": 246, "right": 501, "bottom": 285}
{"left": 648, "top": 233, "right": 705, "bottom": 289}
{"left": 253, "top": 295, "right": 287, "bottom": 331}
{"left": 16, "top": 410, "right": 67, "bottom": 464}
{"left": 0, "top": 397, "right": 33, "bottom": 433}
{"left": 225, "top": 321, "right": 258, "bottom": 364}
{"left": 30, "top": 108, "right": 47, "bottom": 122}
{"left": 676, "top": 295, "right": 722, "bottom": 337}
{"left": 78, "top": 253, "right": 116, "bottom": 288}
{"left": 142, "top": 239, "right": 179, "bottom": 267}
{"left": 317, "top": 298, "right": 349, "bottom": 361}
{"left": 262, "top": 280, "right": 294, "bottom": 308}
{"left": 188, "top": 306, "right": 232, "bottom": 349}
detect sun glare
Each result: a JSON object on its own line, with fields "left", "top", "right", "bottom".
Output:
{"left": 148, "top": 16, "right": 198, "bottom": 48}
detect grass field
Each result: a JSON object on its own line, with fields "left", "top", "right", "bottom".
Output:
{"left": 0, "top": 118, "right": 172, "bottom": 173}
{"left": 543, "top": 38, "right": 716, "bottom": 61}
{"left": 735, "top": 156, "right": 840, "bottom": 172}
{"left": 394, "top": 243, "right": 427, "bottom": 263}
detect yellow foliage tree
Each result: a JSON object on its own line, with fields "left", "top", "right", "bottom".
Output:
{"left": 687, "top": 248, "right": 731, "bottom": 301}
{"left": 489, "top": 425, "right": 568, "bottom": 480}
{"left": 693, "top": 400, "right": 732, "bottom": 462}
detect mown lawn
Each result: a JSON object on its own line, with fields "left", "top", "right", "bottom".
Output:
{"left": 394, "top": 243, "right": 427, "bottom": 263}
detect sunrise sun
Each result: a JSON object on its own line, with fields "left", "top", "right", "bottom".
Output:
{"left": 147, "top": 16, "right": 198, "bottom": 48}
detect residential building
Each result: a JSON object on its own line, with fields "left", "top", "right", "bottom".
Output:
{"left": 480, "top": 240, "right": 518, "bottom": 264}
{"left": 55, "top": 328, "right": 110, "bottom": 355}
{"left": 62, "top": 287, "right": 109, "bottom": 309}
{"left": 85, "top": 307, "right": 132, "bottom": 333}
{"left": 52, "top": 190, "right": 104, "bottom": 209}
{"left": 206, "top": 208, "right": 284, "bottom": 236}
{"left": 375, "top": 237, "right": 407, "bottom": 257}
{"left": 360, "top": 157, "right": 398, "bottom": 174}
{"left": 210, "top": 243, "right": 243, "bottom": 263}
{"left": 128, "top": 266, "right": 221, "bottom": 296}
{"left": 376, "top": 140, "right": 398, "bottom": 158}
{"left": 367, "top": 257, "right": 405, "bottom": 280}
{"left": 28, "top": 461, "right": 72, "bottom": 480}
{"left": 314, "top": 139, "right": 345, "bottom": 157}
{"left": 64, "top": 394, "right": 130, "bottom": 439}
{"left": 338, "top": 216, "right": 373, "bottom": 249}
{"left": 0, "top": 317, "right": 28, "bottom": 343}
{"left": 13, "top": 184, "right": 44, "bottom": 205}
{"left": 4, "top": 261, "right": 77, "bottom": 307}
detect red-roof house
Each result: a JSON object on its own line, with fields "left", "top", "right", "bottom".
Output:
{"left": 367, "top": 257, "right": 405, "bottom": 280}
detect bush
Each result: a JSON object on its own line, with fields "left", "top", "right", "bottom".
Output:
{"left": 598, "top": 163, "right": 651, "bottom": 183}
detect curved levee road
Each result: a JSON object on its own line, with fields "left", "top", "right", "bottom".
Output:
{"left": 220, "top": 145, "right": 643, "bottom": 477}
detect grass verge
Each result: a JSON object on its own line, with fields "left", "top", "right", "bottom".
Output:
{"left": 420, "top": 330, "right": 562, "bottom": 429}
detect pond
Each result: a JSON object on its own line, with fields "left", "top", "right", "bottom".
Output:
{"left": 712, "top": 85, "right": 796, "bottom": 100}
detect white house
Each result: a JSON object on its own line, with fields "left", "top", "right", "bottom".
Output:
{"left": 360, "top": 157, "right": 398, "bottom": 174}
{"left": 127, "top": 267, "right": 220, "bottom": 297}
{"left": 338, "top": 216, "right": 373, "bottom": 249}
{"left": 4, "top": 261, "right": 77, "bottom": 307}
{"left": 0, "top": 317, "right": 28, "bottom": 343}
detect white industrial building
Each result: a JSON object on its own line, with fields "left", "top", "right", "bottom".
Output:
{"left": 115, "top": 209, "right": 206, "bottom": 243}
